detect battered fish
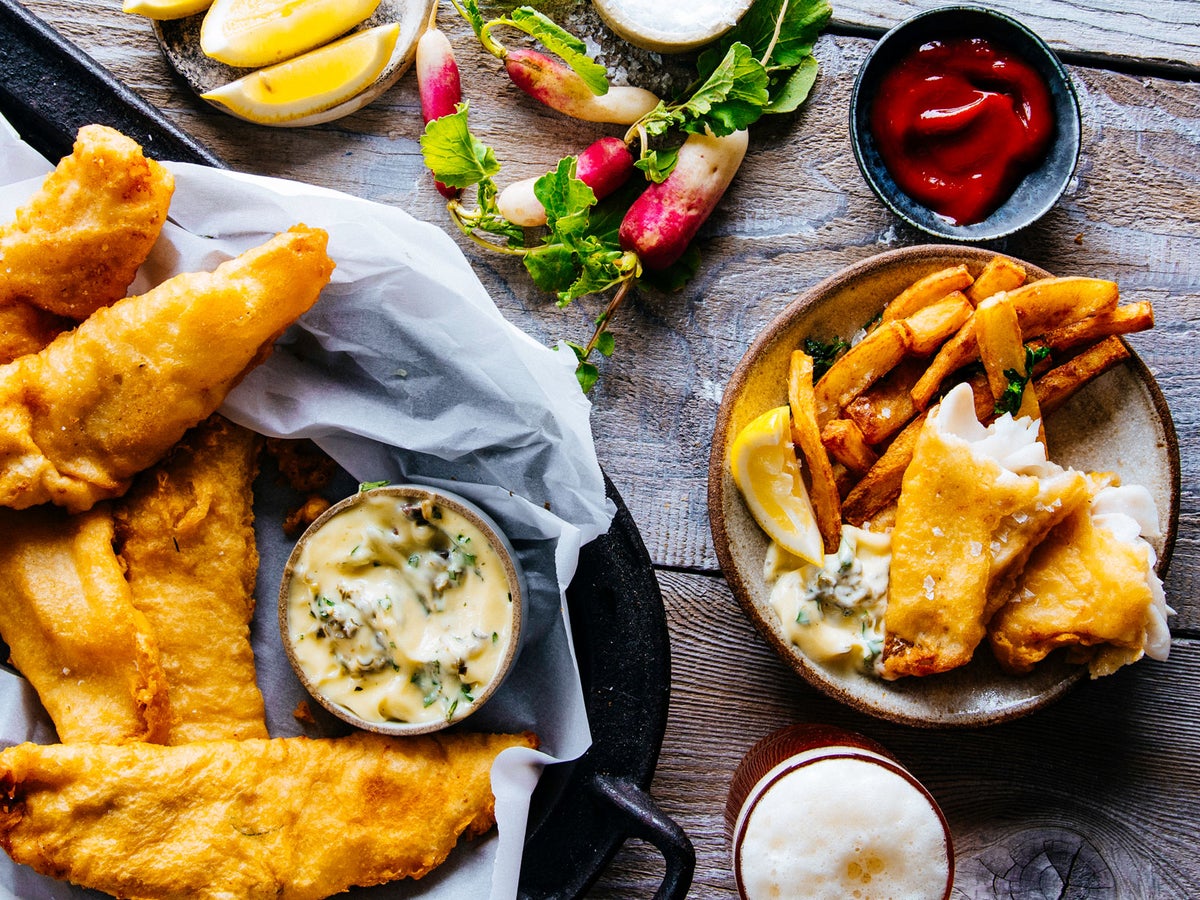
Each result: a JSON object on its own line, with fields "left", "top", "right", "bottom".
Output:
{"left": 0, "top": 731, "right": 537, "bottom": 899}
{"left": 0, "top": 505, "right": 171, "bottom": 744}
{"left": 0, "top": 300, "right": 70, "bottom": 364}
{"left": 0, "top": 225, "right": 334, "bottom": 513}
{"left": 0, "top": 124, "right": 174, "bottom": 320}
{"left": 988, "top": 477, "right": 1172, "bottom": 677}
{"left": 882, "top": 384, "right": 1088, "bottom": 678}
{"left": 115, "top": 415, "right": 268, "bottom": 743}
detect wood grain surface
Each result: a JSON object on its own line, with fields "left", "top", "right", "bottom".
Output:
{"left": 829, "top": 0, "right": 1200, "bottom": 72}
{"left": 14, "top": 0, "right": 1200, "bottom": 897}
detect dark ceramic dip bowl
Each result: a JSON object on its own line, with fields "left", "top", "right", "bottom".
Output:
{"left": 850, "top": 5, "right": 1081, "bottom": 242}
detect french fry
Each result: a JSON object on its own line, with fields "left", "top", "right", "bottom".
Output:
{"left": 909, "top": 317, "right": 978, "bottom": 411}
{"left": 788, "top": 351, "right": 843, "bottom": 554}
{"left": 841, "top": 412, "right": 927, "bottom": 526}
{"left": 1040, "top": 301, "right": 1154, "bottom": 352}
{"left": 975, "top": 294, "right": 1044, "bottom": 438}
{"left": 903, "top": 292, "right": 974, "bottom": 355}
{"left": 881, "top": 265, "right": 974, "bottom": 322}
{"left": 1010, "top": 276, "right": 1120, "bottom": 336}
{"left": 821, "top": 418, "right": 879, "bottom": 475}
{"left": 1036, "top": 336, "right": 1131, "bottom": 414}
{"left": 844, "top": 357, "right": 927, "bottom": 446}
{"left": 965, "top": 256, "right": 1027, "bottom": 305}
{"left": 813, "top": 321, "right": 909, "bottom": 427}
{"left": 909, "top": 276, "right": 1121, "bottom": 411}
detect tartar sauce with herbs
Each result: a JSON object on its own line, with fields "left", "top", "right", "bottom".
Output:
{"left": 286, "top": 492, "right": 515, "bottom": 725}
{"left": 766, "top": 527, "right": 891, "bottom": 675}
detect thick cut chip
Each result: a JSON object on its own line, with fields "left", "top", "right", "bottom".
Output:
{"left": 814, "top": 321, "right": 909, "bottom": 427}
{"left": 0, "top": 225, "right": 333, "bottom": 513}
{"left": 965, "top": 256, "right": 1026, "bottom": 305}
{"left": 115, "top": 415, "right": 267, "bottom": 743}
{"left": 0, "top": 125, "right": 174, "bottom": 320}
{"left": 788, "top": 351, "right": 842, "bottom": 554}
{"left": 0, "top": 731, "right": 537, "bottom": 898}
{"left": 0, "top": 505, "right": 171, "bottom": 743}
{"left": 988, "top": 478, "right": 1171, "bottom": 677}
{"left": 881, "top": 385, "right": 1088, "bottom": 678}
{"left": 843, "top": 356, "right": 927, "bottom": 446}
{"left": 881, "top": 265, "right": 973, "bottom": 322}
{"left": 1040, "top": 301, "right": 1153, "bottom": 352}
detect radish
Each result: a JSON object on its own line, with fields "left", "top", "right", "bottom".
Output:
{"left": 497, "top": 137, "right": 635, "bottom": 226}
{"left": 619, "top": 129, "right": 749, "bottom": 270}
{"left": 504, "top": 48, "right": 658, "bottom": 125}
{"left": 416, "top": 18, "right": 462, "bottom": 198}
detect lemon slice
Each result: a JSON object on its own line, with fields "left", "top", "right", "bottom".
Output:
{"left": 200, "top": 0, "right": 381, "bottom": 68}
{"left": 728, "top": 406, "right": 824, "bottom": 565}
{"left": 201, "top": 23, "right": 400, "bottom": 126}
{"left": 124, "top": 0, "right": 213, "bottom": 19}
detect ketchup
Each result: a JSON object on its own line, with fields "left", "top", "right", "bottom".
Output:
{"left": 870, "top": 37, "right": 1054, "bottom": 225}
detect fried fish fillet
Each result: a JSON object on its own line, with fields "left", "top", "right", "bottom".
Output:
{"left": 0, "top": 300, "right": 70, "bottom": 364}
{"left": 0, "top": 225, "right": 333, "bottom": 513}
{"left": 0, "top": 124, "right": 174, "bottom": 320}
{"left": 114, "top": 415, "right": 268, "bottom": 743}
{"left": 0, "top": 505, "right": 171, "bottom": 743}
{"left": 0, "top": 731, "right": 537, "bottom": 899}
{"left": 988, "top": 476, "right": 1173, "bottom": 677}
{"left": 882, "top": 384, "right": 1088, "bottom": 678}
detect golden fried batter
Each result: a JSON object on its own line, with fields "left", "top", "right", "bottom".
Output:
{"left": 0, "top": 124, "right": 174, "bottom": 320}
{"left": 881, "top": 385, "right": 1088, "bottom": 679}
{"left": 115, "top": 415, "right": 268, "bottom": 743}
{"left": 0, "top": 225, "right": 333, "bottom": 513}
{"left": 989, "top": 477, "right": 1167, "bottom": 677}
{"left": 0, "top": 505, "right": 171, "bottom": 743}
{"left": 0, "top": 300, "right": 70, "bottom": 364}
{"left": 0, "top": 731, "right": 537, "bottom": 899}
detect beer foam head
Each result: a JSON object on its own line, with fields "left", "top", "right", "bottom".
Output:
{"left": 735, "top": 755, "right": 951, "bottom": 900}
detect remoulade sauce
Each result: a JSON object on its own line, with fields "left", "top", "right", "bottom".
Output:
{"left": 870, "top": 36, "right": 1054, "bottom": 225}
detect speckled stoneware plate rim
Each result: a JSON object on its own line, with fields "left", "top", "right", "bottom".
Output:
{"left": 151, "top": 0, "right": 436, "bottom": 128}
{"left": 849, "top": 5, "right": 1083, "bottom": 242}
{"left": 708, "top": 245, "right": 1180, "bottom": 728}
{"left": 277, "top": 483, "right": 526, "bottom": 737}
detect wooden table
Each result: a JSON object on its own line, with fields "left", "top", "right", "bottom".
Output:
{"left": 17, "top": 0, "right": 1200, "bottom": 895}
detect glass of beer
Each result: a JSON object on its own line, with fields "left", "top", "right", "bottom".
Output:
{"left": 726, "top": 723, "right": 953, "bottom": 900}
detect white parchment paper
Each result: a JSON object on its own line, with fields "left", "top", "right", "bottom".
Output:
{"left": 0, "top": 114, "right": 614, "bottom": 900}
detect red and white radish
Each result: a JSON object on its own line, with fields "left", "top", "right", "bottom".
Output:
{"left": 619, "top": 129, "right": 749, "bottom": 270}
{"left": 504, "top": 49, "right": 659, "bottom": 125}
{"left": 497, "top": 137, "right": 636, "bottom": 226}
{"left": 416, "top": 19, "right": 463, "bottom": 198}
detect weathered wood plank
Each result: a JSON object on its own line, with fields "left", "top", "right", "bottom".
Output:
{"left": 829, "top": 0, "right": 1200, "bottom": 74}
{"left": 589, "top": 570, "right": 1200, "bottom": 897}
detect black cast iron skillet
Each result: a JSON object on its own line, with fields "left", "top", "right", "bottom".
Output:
{"left": 0, "top": 2, "right": 694, "bottom": 896}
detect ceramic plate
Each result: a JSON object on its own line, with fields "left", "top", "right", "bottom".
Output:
{"left": 708, "top": 245, "right": 1180, "bottom": 727}
{"left": 151, "top": 0, "right": 435, "bottom": 127}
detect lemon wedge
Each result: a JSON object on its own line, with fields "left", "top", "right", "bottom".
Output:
{"left": 201, "top": 23, "right": 399, "bottom": 126}
{"left": 123, "top": 0, "right": 213, "bottom": 19}
{"left": 200, "top": 0, "right": 381, "bottom": 68}
{"left": 728, "top": 406, "right": 824, "bottom": 566}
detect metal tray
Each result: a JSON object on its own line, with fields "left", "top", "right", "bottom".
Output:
{"left": 0, "top": 3, "right": 694, "bottom": 896}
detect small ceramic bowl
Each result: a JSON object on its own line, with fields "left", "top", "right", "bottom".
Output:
{"left": 849, "top": 6, "right": 1081, "bottom": 241}
{"left": 279, "top": 484, "right": 525, "bottom": 735}
{"left": 708, "top": 245, "right": 1179, "bottom": 727}
{"left": 591, "top": 0, "right": 753, "bottom": 53}
{"left": 726, "top": 724, "right": 954, "bottom": 900}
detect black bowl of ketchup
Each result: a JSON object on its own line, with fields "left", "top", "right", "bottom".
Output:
{"left": 850, "top": 6, "right": 1081, "bottom": 242}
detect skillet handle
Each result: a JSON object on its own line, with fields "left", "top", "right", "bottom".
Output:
{"left": 587, "top": 774, "right": 695, "bottom": 900}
